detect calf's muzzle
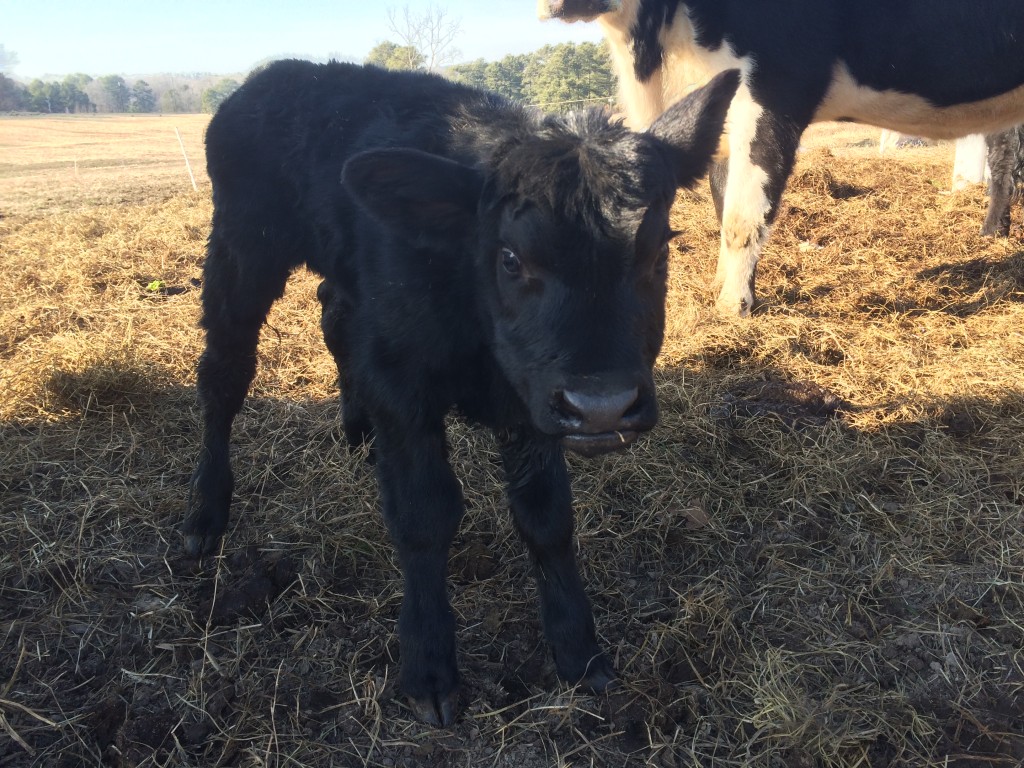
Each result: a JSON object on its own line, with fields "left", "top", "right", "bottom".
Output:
{"left": 553, "top": 383, "right": 655, "bottom": 457}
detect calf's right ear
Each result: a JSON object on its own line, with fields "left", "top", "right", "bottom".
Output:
{"left": 647, "top": 69, "right": 741, "bottom": 189}
{"left": 342, "top": 148, "right": 484, "bottom": 244}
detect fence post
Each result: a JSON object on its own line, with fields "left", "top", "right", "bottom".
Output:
{"left": 175, "top": 127, "right": 199, "bottom": 192}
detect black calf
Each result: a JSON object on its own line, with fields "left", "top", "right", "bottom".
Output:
{"left": 184, "top": 60, "right": 737, "bottom": 725}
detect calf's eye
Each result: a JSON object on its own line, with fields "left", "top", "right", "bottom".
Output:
{"left": 501, "top": 247, "right": 521, "bottom": 276}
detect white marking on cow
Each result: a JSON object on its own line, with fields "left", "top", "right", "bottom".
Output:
{"left": 598, "top": 0, "right": 744, "bottom": 129}
{"left": 815, "top": 63, "right": 1024, "bottom": 139}
{"left": 536, "top": 0, "right": 622, "bottom": 23}
{"left": 596, "top": 1, "right": 665, "bottom": 128}
{"left": 715, "top": 75, "right": 770, "bottom": 317}
{"left": 952, "top": 134, "right": 989, "bottom": 190}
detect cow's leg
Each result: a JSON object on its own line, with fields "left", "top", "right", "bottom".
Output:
{"left": 182, "top": 233, "right": 290, "bottom": 557}
{"left": 375, "top": 423, "right": 464, "bottom": 727}
{"left": 316, "top": 280, "right": 374, "bottom": 452}
{"left": 499, "top": 431, "right": 613, "bottom": 691}
{"left": 982, "top": 133, "right": 1013, "bottom": 237}
{"left": 714, "top": 84, "right": 805, "bottom": 316}
{"left": 982, "top": 182, "right": 1013, "bottom": 237}
{"left": 709, "top": 158, "right": 729, "bottom": 224}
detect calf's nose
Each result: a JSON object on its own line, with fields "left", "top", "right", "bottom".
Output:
{"left": 554, "top": 386, "right": 640, "bottom": 433}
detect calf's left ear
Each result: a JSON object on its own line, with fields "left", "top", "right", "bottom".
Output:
{"left": 342, "top": 148, "right": 484, "bottom": 243}
{"left": 647, "top": 69, "right": 741, "bottom": 188}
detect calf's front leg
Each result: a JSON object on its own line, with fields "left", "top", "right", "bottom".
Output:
{"left": 374, "top": 424, "right": 465, "bottom": 727}
{"left": 500, "top": 431, "right": 613, "bottom": 691}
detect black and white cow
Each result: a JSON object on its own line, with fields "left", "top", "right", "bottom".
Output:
{"left": 541, "top": 0, "right": 1024, "bottom": 315}
{"left": 184, "top": 59, "right": 738, "bottom": 726}
{"left": 982, "top": 125, "right": 1024, "bottom": 237}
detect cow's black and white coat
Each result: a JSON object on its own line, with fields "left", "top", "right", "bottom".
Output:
{"left": 186, "top": 59, "right": 738, "bottom": 727}
{"left": 542, "top": 0, "right": 1024, "bottom": 314}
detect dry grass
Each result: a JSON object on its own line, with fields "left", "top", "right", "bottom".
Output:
{"left": 1, "top": 116, "right": 1023, "bottom": 767}
{"left": 0, "top": 114, "right": 209, "bottom": 218}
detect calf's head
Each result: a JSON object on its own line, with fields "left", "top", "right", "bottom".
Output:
{"left": 343, "top": 70, "right": 738, "bottom": 456}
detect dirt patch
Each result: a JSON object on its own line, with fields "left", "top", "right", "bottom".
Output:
{"left": 195, "top": 547, "right": 300, "bottom": 625}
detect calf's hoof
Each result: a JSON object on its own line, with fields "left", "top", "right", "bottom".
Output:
{"left": 575, "top": 653, "right": 616, "bottom": 693}
{"left": 182, "top": 483, "right": 229, "bottom": 558}
{"left": 579, "top": 655, "right": 616, "bottom": 693}
{"left": 400, "top": 654, "right": 460, "bottom": 726}
{"left": 555, "top": 648, "right": 616, "bottom": 693}
{"left": 406, "top": 688, "right": 459, "bottom": 727}
{"left": 182, "top": 526, "right": 223, "bottom": 559}
{"left": 181, "top": 501, "right": 224, "bottom": 557}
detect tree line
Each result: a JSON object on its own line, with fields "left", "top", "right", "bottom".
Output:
{"left": 0, "top": 40, "right": 614, "bottom": 115}
{"left": 364, "top": 6, "right": 616, "bottom": 110}
{"left": 371, "top": 41, "right": 616, "bottom": 110}
{"left": 0, "top": 71, "right": 242, "bottom": 114}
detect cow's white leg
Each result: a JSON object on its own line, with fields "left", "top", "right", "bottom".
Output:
{"left": 714, "top": 83, "right": 803, "bottom": 316}
{"left": 714, "top": 85, "right": 772, "bottom": 316}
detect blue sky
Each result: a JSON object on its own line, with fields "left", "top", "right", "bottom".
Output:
{"left": 2, "top": 0, "right": 604, "bottom": 80}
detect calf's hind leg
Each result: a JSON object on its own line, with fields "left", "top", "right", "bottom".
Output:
{"left": 316, "top": 279, "right": 374, "bottom": 453}
{"left": 500, "top": 431, "right": 613, "bottom": 691}
{"left": 183, "top": 234, "right": 291, "bottom": 558}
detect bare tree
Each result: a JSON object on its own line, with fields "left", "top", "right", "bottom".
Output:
{"left": 386, "top": 5, "right": 462, "bottom": 72}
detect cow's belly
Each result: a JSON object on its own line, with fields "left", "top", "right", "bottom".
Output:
{"left": 815, "top": 63, "right": 1024, "bottom": 139}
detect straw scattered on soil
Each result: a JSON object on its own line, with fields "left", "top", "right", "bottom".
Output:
{"left": 1, "top": 117, "right": 1022, "bottom": 767}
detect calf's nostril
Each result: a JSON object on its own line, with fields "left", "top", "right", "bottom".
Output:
{"left": 556, "top": 386, "right": 640, "bottom": 431}
{"left": 622, "top": 396, "right": 646, "bottom": 421}
{"left": 553, "top": 390, "right": 580, "bottom": 420}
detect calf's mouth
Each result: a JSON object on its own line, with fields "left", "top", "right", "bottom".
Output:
{"left": 561, "top": 429, "right": 641, "bottom": 457}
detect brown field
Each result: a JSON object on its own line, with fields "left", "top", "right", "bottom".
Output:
{"left": 1, "top": 114, "right": 1022, "bottom": 767}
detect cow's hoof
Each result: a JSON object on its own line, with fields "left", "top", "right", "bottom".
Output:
{"left": 183, "top": 467, "right": 231, "bottom": 558}
{"left": 406, "top": 689, "right": 459, "bottom": 727}
{"left": 715, "top": 289, "right": 755, "bottom": 318}
{"left": 980, "top": 225, "right": 1009, "bottom": 238}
